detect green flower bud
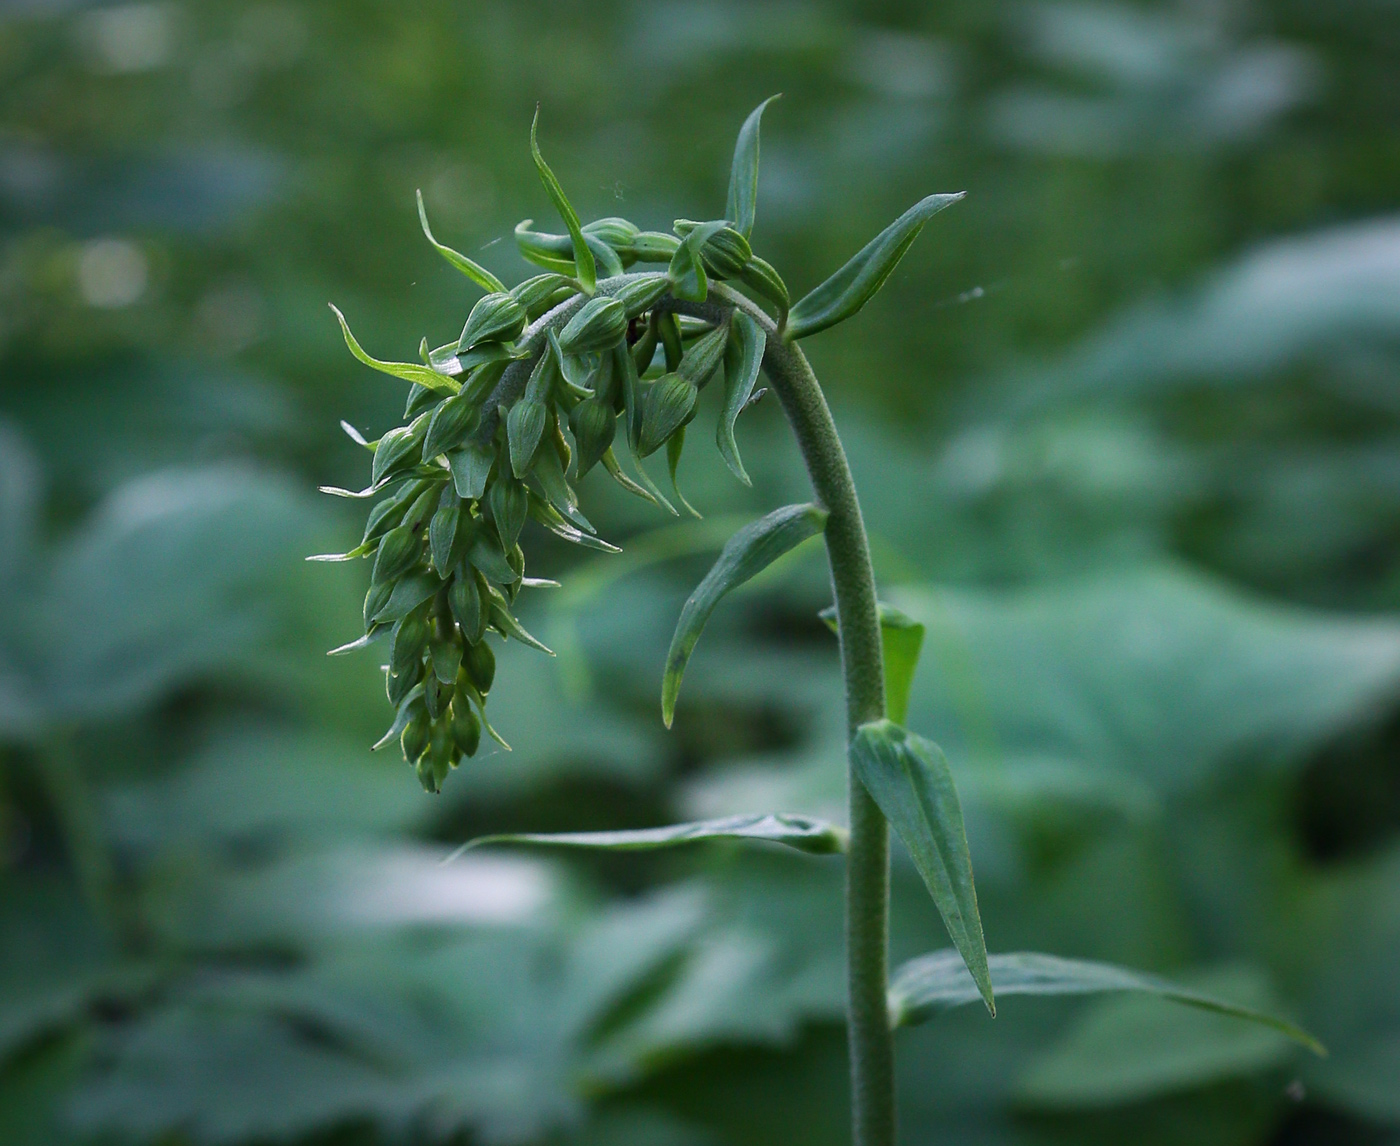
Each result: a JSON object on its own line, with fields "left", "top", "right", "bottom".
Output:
{"left": 624, "top": 231, "right": 681, "bottom": 263}
{"left": 423, "top": 672, "right": 454, "bottom": 720}
{"left": 450, "top": 699, "right": 481, "bottom": 758}
{"left": 415, "top": 757, "right": 438, "bottom": 793}
{"left": 390, "top": 611, "right": 429, "bottom": 676}
{"left": 639, "top": 373, "right": 698, "bottom": 456}
{"left": 569, "top": 399, "right": 615, "bottom": 478}
{"left": 429, "top": 500, "right": 460, "bottom": 576}
{"left": 557, "top": 296, "right": 627, "bottom": 355}
{"left": 428, "top": 719, "right": 456, "bottom": 781}
{"left": 739, "top": 254, "right": 789, "bottom": 312}
{"left": 401, "top": 700, "right": 430, "bottom": 763}
{"left": 449, "top": 568, "right": 486, "bottom": 643}
{"left": 372, "top": 524, "right": 422, "bottom": 585}
{"left": 364, "top": 580, "right": 393, "bottom": 628}
{"left": 675, "top": 220, "right": 752, "bottom": 278}
{"left": 507, "top": 399, "right": 548, "bottom": 477}
{"left": 612, "top": 273, "right": 671, "bottom": 319}
{"left": 371, "top": 415, "right": 429, "bottom": 484}
{"left": 488, "top": 473, "right": 528, "bottom": 551}
{"left": 584, "top": 216, "right": 640, "bottom": 249}
{"left": 510, "top": 273, "right": 575, "bottom": 316}
{"left": 678, "top": 323, "right": 729, "bottom": 388}
{"left": 422, "top": 390, "right": 479, "bottom": 459}
{"left": 464, "top": 637, "right": 496, "bottom": 695}
{"left": 386, "top": 659, "right": 422, "bottom": 706}
{"left": 404, "top": 383, "right": 441, "bottom": 420}
{"left": 458, "top": 292, "right": 526, "bottom": 352}
{"left": 361, "top": 479, "right": 425, "bottom": 546}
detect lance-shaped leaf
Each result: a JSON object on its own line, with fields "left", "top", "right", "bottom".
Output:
{"left": 887, "top": 950, "right": 1325, "bottom": 1053}
{"left": 530, "top": 106, "right": 596, "bottom": 294}
{"left": 726, "top": 94, "right": 780, "bottom": 238}
{"left": 717, "top": 312, "right": 765, "bottom": 485}
{"left": 822, "top": 602, "right": 925, "bottom": 724}
{"left": 330, "top": 305, "right": 461, "bottom": 394}
{"left": 852, "top": 719, "right": 993, "bottom": 1013}
{"left": 785, "top": 192, "right": 965, "bottom": 341}
{"left": 416, "top": 189, "right": 507, "bottom": 294}
{"left": 447, "top": 812, "right": 848, "bottom": 864}
{"left": 668, "top": 220, "right": 726, "bottom": 302}
{"left": 662, "top": 502, "right": 828, "bottom": 727}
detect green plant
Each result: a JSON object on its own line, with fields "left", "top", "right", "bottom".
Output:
{"left": 321, "top": 100, "right": 1320, "bottom": 1146}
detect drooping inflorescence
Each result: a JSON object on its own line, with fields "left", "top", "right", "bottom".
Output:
{"left": 317, "top": 105, "right": 784, "bottom": 792}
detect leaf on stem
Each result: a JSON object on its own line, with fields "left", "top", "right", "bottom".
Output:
{"left": 851, "top": 719, "right": 993, "bottom": 1013}
{"left": 717, "top": 312, "right": 766, "bottom": 486}
{"left": 726, "top": 94, "right": 780, "bottom": 238}
{"left": 887, "top": 950, "right": 1325, "bottom": 1054}
{"left": 416, "top": 190, "right": 507, "bottom": 294}
{"left": 785, "top": 192, "right": 964, "bottom": 341}
{"left": 530, "top": 106, "right": 596, "bottom": 294}
{"left": 662, "top": 502, "right": 828, "bottom": 727}
{"left": 445, "top": 812, "right": 848, "bottom": 864}
{"left": 822, "top": 602, "right": 925, "bottom": 724}
{"left": 329, "top": 305, "right": 461, "bottom": 394}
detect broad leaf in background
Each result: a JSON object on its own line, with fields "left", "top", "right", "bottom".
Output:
{"left": 453, "top": 812, "right": 848, "bottom": 860}
{"left": 784, "top": 193, "right": 964, "bottom": 341}
{"left": 725, "top": 95, "right": 780, "bottom": 238}
{"left": 852, "top": 719, "right": 993, "bottom": 1012}
{"left": 662, "top": 502, "right": 827, "bottom": 726}
{"left": 889, "top": 950, "right": 1321, "bottom": 1053}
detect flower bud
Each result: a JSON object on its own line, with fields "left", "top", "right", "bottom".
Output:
{"left": 625, "top": 231, "right": 681, "bottom": 263}
{"left": 510, "top": 273, "right": 574, "bottom": 316}
{"left": 450, "top": 699, "right": 481, "bottom": 758}
{"left": 364, "top": 580, "right": 393, "bottom": 627}
{"left": 612, "top": 274, "right": 671, "bottom": 319}
{"left": 415, "top": 757, "right": 438, "bottom": 793}
{"left": 458, "top": 292, "right": 526, "bottom": 352}
{"left": 507, "top": 399, "right": 548, "bottom": 477}
{"left": 488, "top": 473, "right": 528, "bottom": 551}
{"left": 429, "top": 501, "right": 460, "bottom": 576}
{"left": 449, "top": 568, "right": 486, "bottom": 643}
{"left": 386, "top": 659, "right": 422, "bottom": 706}
{"left": 678, "top": 323, "right": 729, "bottom": 388}
{"left": 428, "top": 719, "right": 456, "bottom": 782}
{"left": 569, "top": 399, "right": 615, "bottom": 478}
{"left": 584, "top": 216, "right": 640, "bottom": 249}
{"left": 422, "top": 391, "right": 479, "bottom": 459}
{"left": 739, "top": 255, "right": 789, "bottom": 311}
{"left": 423, "top": 672, "right": 454, "bottom": 720}
{"left": 464, "top": 638, "right": 496, "bottom": 695}
{"left": 401, "top": 700, "right": 430, "bottom": 763}
{"left": 372, "top": 524, "right": 422, "bottom": 585}
{"left": 390, "top": 612, "right": 429, "bottom": 677}
{"left": 558, "top": 296, "right": 627, "bottom": 356}
{"left": 371, "top": 415, "right": 428, "bottom": 484}
{"left": 639, "top": 373, "right": 698, "bottom": 456}
{"left": 675, "top": 220, "right": 751, "bottom": 278}
{"left": 361, "top": 479, "right": 425, "bottom": 546}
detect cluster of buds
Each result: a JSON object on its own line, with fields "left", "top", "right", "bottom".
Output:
{"left": 320, "top": 106, "right": 785, "bottom": 792}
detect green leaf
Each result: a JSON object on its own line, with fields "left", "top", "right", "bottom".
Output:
{"left": 662, "top": 502, "right": 828, "bottom": 727}
{"left": 784, "top": 192, "right": 964, "bottom": 341}
{"left": 717, "top": 312, "right": 765, "bottom": 486}
{"left": 415, "top": 189, "right": 507, "bottom": 294}
{"left": 530, "top": 106, "right": 596, "bottom": 294}
{"left": 668, "top": 221, "right": 726, "bottom": 303}
{"left": 726, "top": 94, "right": 780, "bottom": 238}
{"left": 449, "top": 812, "right": 848, "bottom": 863}
{"left": 888, "top": 951, "right": 1323, "bottom": 1052}
{"left": 665, "top": 425, "right": 700, "bottom": 519}
{"left": 851, "top": 719, "right": 992, "bottom": 1013}
{"left": 820, "top": 602, "right": 927, "bottom": 726}
{"left": 329, "top": 305, "right": 460, "bottom": 394}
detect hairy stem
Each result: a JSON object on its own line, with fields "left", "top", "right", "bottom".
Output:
{"left": 668, "top": 284, "right": 895, "bottom": 1145}
{"left": 488, "top": 274, "right": 895, "bottom": 1143}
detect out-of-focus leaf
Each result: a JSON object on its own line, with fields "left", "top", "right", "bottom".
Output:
{"left": 662, "top": 503, "right": 827, "bottom": 727}
{"left": 852, "top": 719, "right": 993, "bottom": 1012}
{"left": 329, "top": 305, "right": 460, "bottom": 393}
{"left": 531, "top": 107, "right": 595, "bottom": 294}
{"left": 1016, "top": 966, "right": 1305, "bottom": 1106}
{"left": 725, "top": 95, "right": 780, "bottom": 238}
{"left": 455, "top": 813, "right": 848, "bottom": 861}
{"left": 416, "top": 189, "right": 507, "bottom": 294}
{"left": 717, "top": 312, "right": 765, "bottom": 486}
{"left": 889, "top": 951, "right": 1321, "bottom": 1052}
{"left": 785, "top": 193, "right": 964, "bottom": 341}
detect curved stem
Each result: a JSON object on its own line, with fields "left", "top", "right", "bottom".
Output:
{"left": 669, "top": 285, "right": 894, "bottom": 1146}
{"left": 495, "top": 275, "right": 896, "bottom": 1144}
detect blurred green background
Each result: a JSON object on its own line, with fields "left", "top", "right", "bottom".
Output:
{"left": 2, "top": 1, "right": 1399, "bottom": 1143}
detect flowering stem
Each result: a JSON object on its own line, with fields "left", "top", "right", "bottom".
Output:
{"left": 502, "top": 275, "right": 895, "bottom": 1146}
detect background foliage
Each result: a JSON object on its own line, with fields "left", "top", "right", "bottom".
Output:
{"left": 2, "top": 0, "right": 1399, "bottom": 1143}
